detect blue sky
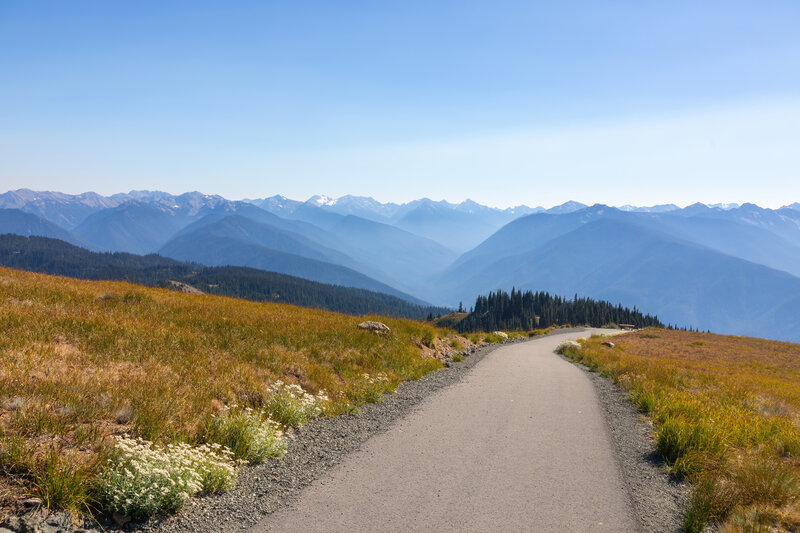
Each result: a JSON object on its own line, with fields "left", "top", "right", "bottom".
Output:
{"left": 1, "top": 1, "right": 799, "bottom": 208}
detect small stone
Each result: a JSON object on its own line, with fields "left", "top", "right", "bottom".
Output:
{"left": 44, "top": 511, "right": 72, "bottom": 528}
{"left": 601, "top": 341, "right": 615, "bottom": 348}
{"left": 4, "top": 513, "right": 45, "bottom": 533}
{"left": 0, "top": 517, "right": 22, "bottom": 531}
{"left": 55, "top": 405, "right": 75, "bottom": 418}
{"left": 1, "top": 396, "right": 25, "bottom": 411}
{"left": 114, "top": 406, "right": 133, "bottom": 424}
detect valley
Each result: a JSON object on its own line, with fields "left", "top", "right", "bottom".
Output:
{"left": 2, "top": 189, "right": 800, "bottom": 341}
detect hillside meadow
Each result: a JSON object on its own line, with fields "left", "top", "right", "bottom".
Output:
{"left": 0, "top": 267, "right": 470, "bottom": 518}
{"left": 562, "top": 329, "right": 800, "bottom": 533}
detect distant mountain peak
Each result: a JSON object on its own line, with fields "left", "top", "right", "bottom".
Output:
{"left": 584, "top": 204, "right": 613, "bottom": 214}
{"left": 263, "top": 194, "right": 293, "bottom": 203}
{"left": 618, "top": 203, "right": 679, "bottom": 213}
{"left": 546, "top": 201, "right": 588, "bottom": 214}
{"left": 307, "top": 195, "right": 336, "bottom": 207}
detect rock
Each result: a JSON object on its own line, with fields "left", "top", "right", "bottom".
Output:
{"left": 44, "top": 512, "right": 71, "bottom": 527}
{"left": 2, "top": 396, "right": 26, "bottom": 411}
{"left": 1, "top": 514, "right": 39, "bottom": 533}
{"left": 0, "top": 517, "right": 22, "bottom": 531}
{"left": 492, "top": 331, "right": 509, "bottom": 340}
{"left": 114, "top": 406, "right": 133, "bottom": 424}
{"left": 55, "top": 406, "right": 75, "bottom": 418}
{"left": 601, "top": 341, "right": 615, "bottom": 348}
{"left": 357, "top": 321, "right": 390, "bottom": 335}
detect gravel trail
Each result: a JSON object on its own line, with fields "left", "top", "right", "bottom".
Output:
{"left": 251, "top": 330, "right": 636, "bottom": 532}
{"left": 139, "top": 329, "right": 685, "bottom": 533}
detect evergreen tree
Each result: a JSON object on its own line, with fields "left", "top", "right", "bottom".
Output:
{"left": 454, "top": 288, "right": 663, "bottom": 332}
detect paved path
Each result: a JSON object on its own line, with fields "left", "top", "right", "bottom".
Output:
{"left": 252, "top": 330, "right": 639, "bottom": 533}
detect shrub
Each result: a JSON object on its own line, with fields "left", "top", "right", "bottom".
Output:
{"left": 420, "top": 329, "right": 435, "bottom": 348}
{"left": 264, "top": 381, "right": 328, "bottom": 427}
{"left": 0, "top": 434, "right": 36, "bottom": 476}
{"left": 202, "top": 407, "right": 286, "bottom": 463}
{"left": 683, "top": 474, "right": 738, "bottom": 532}
{"left": 683, "top": 457, "right": 800, "bottom": 532}
{"left": 95, "top": 436, "right": 238, "bottom": 518}
{"left": 555, "top": 340, "right": 581, "bottom": 355}
{"left": 33, "top": 447, "right": 95, "bottom": 516}
{"left": 730, "top": 456, "right": 800, "bottom": 509}
{"left": 482, "top": 332, "right": 506, "bottom": 343}
{"left": 347, "top": 373, "right": 390, "bottom": 404}
{"left": 0, "top": 438, "right": 94, "bottom": 515}
{"left": 528, "top": 329, "right": 550, "bottom": 337}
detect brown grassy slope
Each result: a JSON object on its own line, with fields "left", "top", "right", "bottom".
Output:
{"left": 0, "top": 267, "right": 469, "bottom": 515}
{"left": 432, "top": 312, "right": 468, "bottom": 329}
{"left": 569, "top": 329, "right": 800, "bottom": 532}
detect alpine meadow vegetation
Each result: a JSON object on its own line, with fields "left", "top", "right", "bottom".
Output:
{"left": 0, "top": 267, "right": 475, "bottom": 519}
{"left": 562, "top": 329, "right": 800, "bottom": 533}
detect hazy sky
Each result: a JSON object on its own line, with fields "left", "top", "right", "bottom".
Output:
{"left": 1, "top": 1, "right": 799, "bottom": 208}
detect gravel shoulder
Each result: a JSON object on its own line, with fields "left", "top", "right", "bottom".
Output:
{"left": 569, "top": 356, "right": 689, "bottom": 533}
{"left": 104, "top": 329, "right": 687, "bottom": 533}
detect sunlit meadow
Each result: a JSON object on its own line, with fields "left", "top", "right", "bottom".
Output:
{"left": 562, "top": 329, "right": 800, "bottom": 533}
{"left": 0, "top": 267, "right": 469, "bottom": 518}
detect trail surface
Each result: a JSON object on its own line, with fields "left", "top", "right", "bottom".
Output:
{"left": 252, "top": 330, "right": 638, "bottom": 532}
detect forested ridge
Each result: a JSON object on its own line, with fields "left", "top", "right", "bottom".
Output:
{"left": 0, "top": 234, "right": 449, "bottom": 319}
{"left": 450, "top": 288, "right": 663, "bottom": 332}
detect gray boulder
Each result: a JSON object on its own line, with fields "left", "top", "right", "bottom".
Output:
{"left": 357, "top": 321, "right": 391, "bottom": 334}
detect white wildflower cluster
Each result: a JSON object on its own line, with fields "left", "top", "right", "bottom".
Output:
{"left": 355, "top": 372, "right": 390, "bottom": 403}
{"left": 264, "top": 380, "right": 329, "bottom": 427}
{"left": 556, "top": 340, "right": 582, "bottom": 355}
{"left": 206, "top": 406, "right": 287, "bottom": 463}
{"left": 95, "top": 435, "right": 238, "bottom": 518}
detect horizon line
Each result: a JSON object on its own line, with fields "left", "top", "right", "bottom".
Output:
{"left": 0, "top": 187, "right": 796, "bottom": 212}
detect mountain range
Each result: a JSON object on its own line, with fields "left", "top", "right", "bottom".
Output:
{"left": 2, "top": 188, "right": 800, "bottom": 341}
{"left": 0, "top": 234, "right": 448, "bottom": 319}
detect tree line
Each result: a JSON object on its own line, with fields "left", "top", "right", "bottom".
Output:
{"left": 447, "top": 288, "right": 663, "bottom": 332}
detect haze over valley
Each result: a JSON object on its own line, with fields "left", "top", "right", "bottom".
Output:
{"left": 2, "top": 188, "right": 800, "bottom": 342}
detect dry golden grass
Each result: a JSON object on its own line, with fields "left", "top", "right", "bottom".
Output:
{"left": 0, "top": 267, "right": 471, "bottom": 516}
{"left": 566, "top": 329, "right": 800, "bottom": 532}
